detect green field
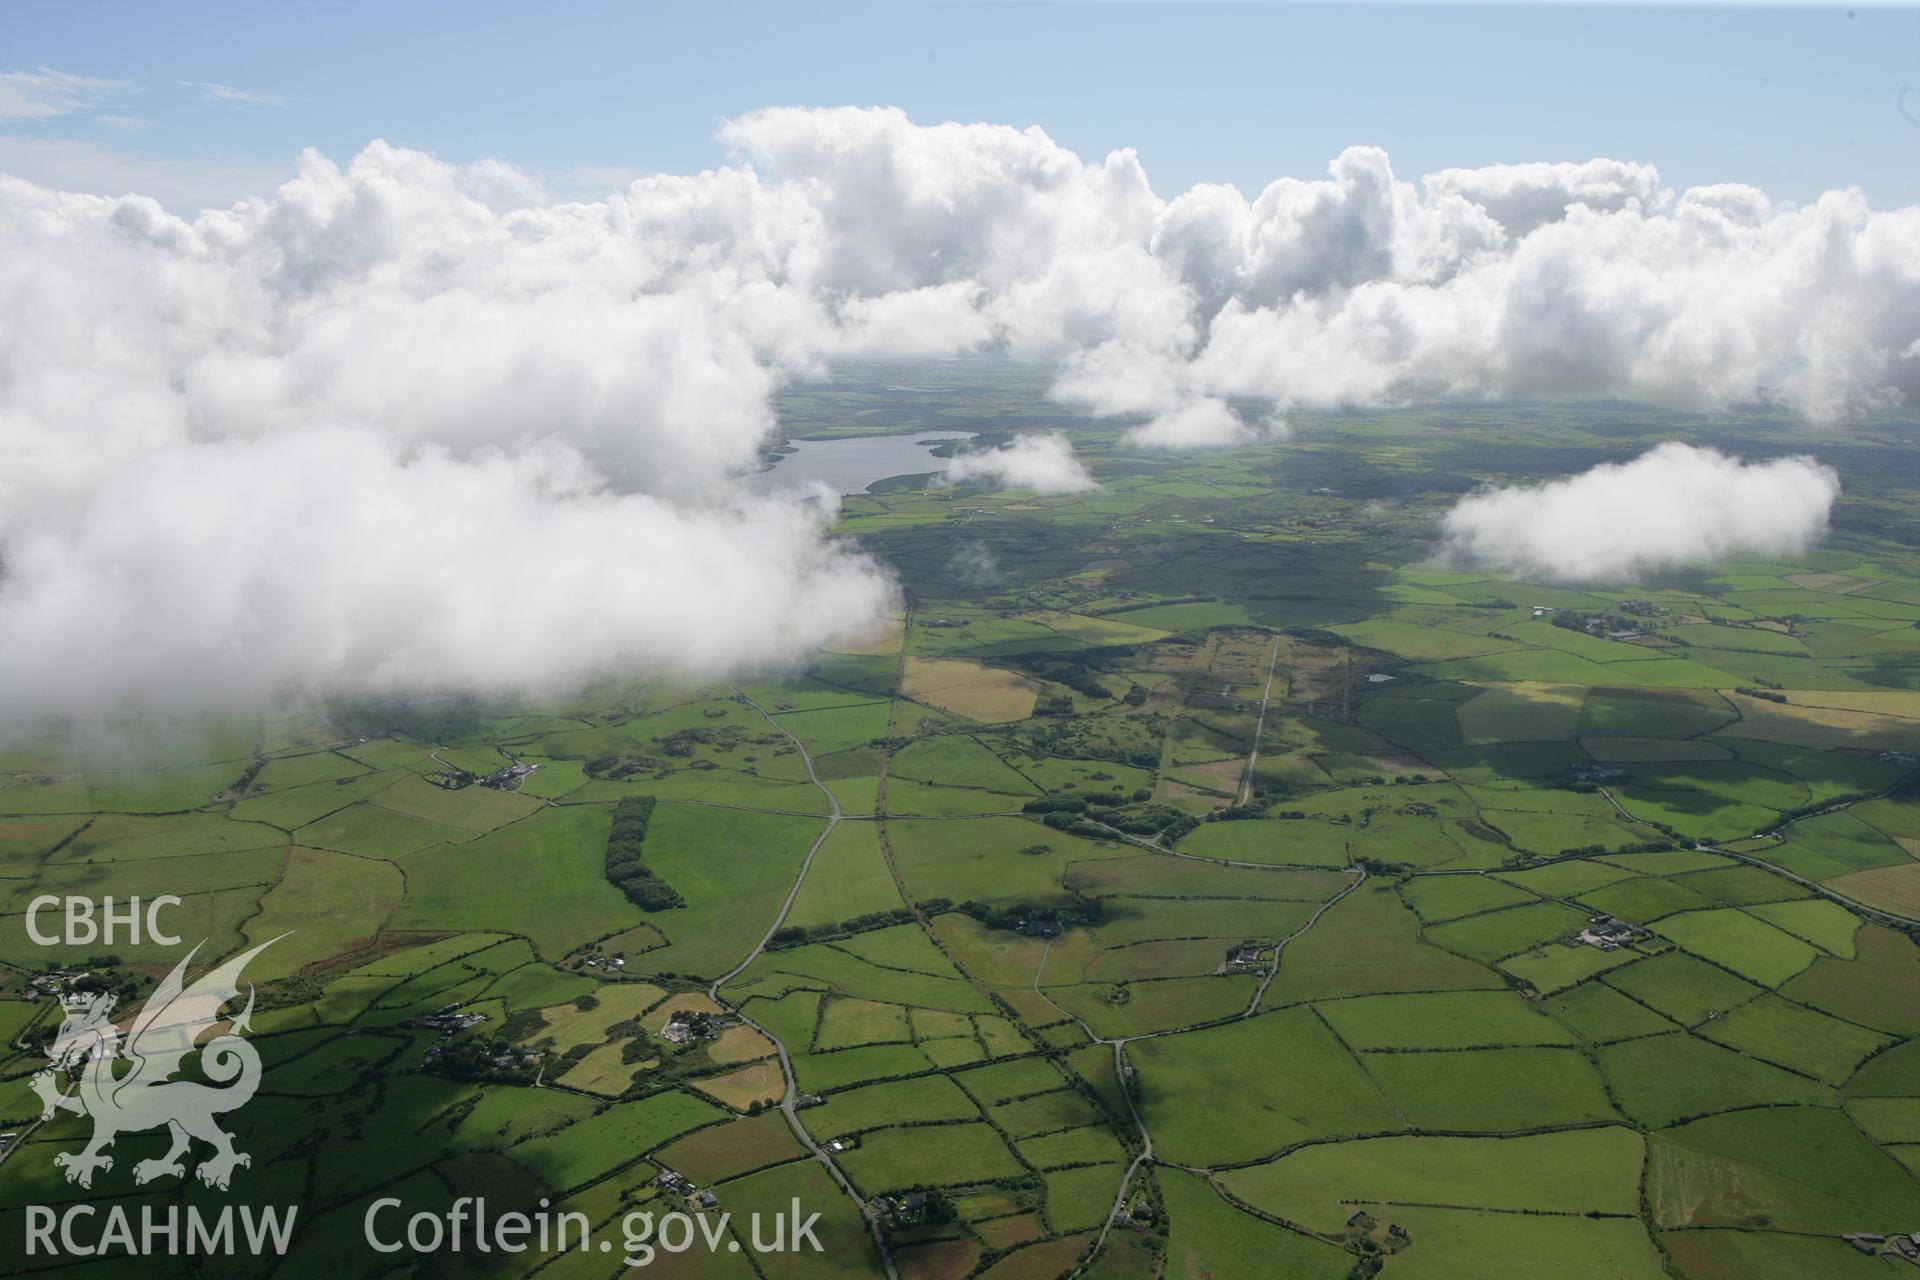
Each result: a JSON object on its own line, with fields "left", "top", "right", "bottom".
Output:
{"left": 11, "top": 381, "right": 1920, "bottom": 1279}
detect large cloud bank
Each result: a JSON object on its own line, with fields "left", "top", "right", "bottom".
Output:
{"left": 1, "top": 108, "right": 1911, "bottom": 714}
{"left": 1439, "top": 444, "right": 1841, "bottom": 582}
{"left": 941, "top": 433, "right": 1098, "bottom": 493}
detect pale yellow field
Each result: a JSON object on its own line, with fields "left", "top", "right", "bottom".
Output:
{"left": 537, "top": 982, "right": 667, "bottom": 1053}
{"left": 1770, "top": 690, "right": 1920, "bottom": 719}
{"left": 707, "top": 1024, "right": 777, "bottom": 1065}
{"left": 1784, "top": 573, "right": 1878, "bottom": 593}
{"left": 824, "top": 613, "right": 906, "bottom": 656}
{"left": 557, "top": 1041, "right": 657, "bottom": 1096}
{"left": 901, "top": 658, "right": 1039, "bottom": 723}
{"left": 1827, "top": 862, "right": 1920, "bottom": 918}
{"left": 1715, "top": 691, "right": 1920, "bottom": 753}
{"left": 688, "top": 1060, "right": 784, "bottom": 1111}
{"left": 1022, "top": 610, "right": 1170, "bottom": 647}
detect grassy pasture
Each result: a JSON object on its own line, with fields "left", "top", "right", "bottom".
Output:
{"left": 1267, "top": 878, "right": 1502, "bottom": 1002}
{"left": 297, "top": 802, "right": 469, "bottom": 857}
{"left": 814, "top": 997, "right": 912, "bottom": 1049}
{"left": 890, "top": 735, "right": 1036, "bottom": 794}
{"left": 1045, "top": 973, "right": 1254, "bottom": 1038}
{"left": 1499, "top": 941, "right": 1640, "bottom": 993}
{"left": 510, "top": 1090, "right": 721, "bottom": 1189}
{"left": 388, "top": 804, "right": 636, "bottom": 958}
{"left": 253, "top": 749, "right": 368, "bottom": 790}
{"left": 1655, "top": 908, "right": 1819, "bottom": 986}
{"left": 730, "top": 931, "right": 990, "bottom": 1013}
{"left": 1675, "top": 864, "right": 1814, "bottom": 906}
{"left": 1455, "top": 682, "right": 1587, "bottom": 744}
{"left": 1697, "top": 993, "right": 1891, "bottom": 1084}
{"left": 1064, "top": 855, "right": 1345, "bottom": 901}
{"left": 1599, "top": 1033, "right": 1833, "bottom": 1128}
{"left": 1647, "top": 1105, "right": 1920, "bottom": 1232}
{"left": 1357, "top": 691, "right": 1469, "bottom": 754}
{"left": 837, "top": 1122, "right": 1023, "bottom": 1190}
{"left": 368, "top": 773, "right": 542, "bottom": 832}
{"left": 1576, "top": 875, "right": 1715, "bottom": 924}
{"left": 1367, "top": 1046, "right": 1621, "bottom": 1131}
{"left": 709, "top": 1159, "right": 889, "bottom": 1279}
{"left": 888, "top": 814, "right": 1127, "bottom": 906}
{"left": 618, "top": 804, "right": 825, "bottom": 979}
{"left": 989, "top": 1087, "right": 1103, "bottom": 1138}
{"left": 1425, "top": 900, "right": 1589, "bottom": 963}
{"left": 1745, "top": 898, "right": 1861, "bottom": 956}
{"left": 241, "top": 846, "right": 404, "bottom": 980}
{"left": 1174, "top": 817, "right": 1351, "bottom": 866}
{"left": 1542, "top": 980, "right": 1680, "bottom": 1043}
{"left": 1578, "top": 687, "right": 1735, "bottom": 738}
{"left": 1494, "top": 857, "right": 1636, "bottom": 898}
{"left": 1779, "top": 923, "right": 1920, "bottom": 1035}
{"left": 1658, "top": 1231, "right": 1890, "bottom": 1280}
{"left": 1132, "top": 1006, "right": 1400, "bottom": 1166}
{"left": 56, "top": 811, "right": 284, "bottom": 862}
{"left": 1016, "top": 1122, "right": 1127, "bottom": 1169}
{"left": 1362, "top": 1205, "right": 1666, "bottom": 1280}
{"left": 1093, "top": 895, "right": 1319, "bottom": 947}
{"left": 650, "top": 1110, "right": 805, "bottom": 1185}
{"left": 1849, "top": 1096, "right": 1920, "bottom": 1143}
{"left": 1221, "top": 1127, "right": 1644, "bottom": 1233}
{"left": 954, "top": 1056, "right": 1071, "bottom": 1105}
{"left": 1604, "top": 951, "right": 1764, "bottom": 1026}
{"left": 1315, "top": 989, "right": 1577, "bottom": 1049}
{"left": 1399, "top": 873, "right": 1537, "bottom": 921}
{"left": 1158, "top": 1169, "right": 1351, "bottom": 1280}
{"left": 230, "top": 768, "right": 407, "bottom": 830}
{"left": 1042, "top": 1164, "right": 1124, "bottom": 1233}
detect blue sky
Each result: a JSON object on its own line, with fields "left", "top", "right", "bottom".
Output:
{"left": 4, "top": 1, "right": 1919, "bottom": 209}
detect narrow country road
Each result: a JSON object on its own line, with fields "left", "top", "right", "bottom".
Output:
{"left": 1596, "top": 784, "right": 1920, "bottom": 929}
{"left": 1239, "top": 635, "right": 1283, "bottom": 806}
{"left": 707, "top": 686, "right": 900, "bottom": 1280}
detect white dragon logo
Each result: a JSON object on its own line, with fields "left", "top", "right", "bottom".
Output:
{"left": 30, "top": 937, "right": 279, "bottom": 1190}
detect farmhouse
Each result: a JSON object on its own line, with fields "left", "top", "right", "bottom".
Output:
{"left": 1577, "top": 915, "right": 1647, "bottom": 951}
{"left": 1223, "top": 943, "right": 1266, "bottom": 972}
{"left": 28, "top": 969, "right": 86, "bottom": 997}
{"left": 408, "top": 1011, "right": 487, "bottom": 1034}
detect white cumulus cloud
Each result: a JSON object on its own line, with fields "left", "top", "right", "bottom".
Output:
{"left": 940, "top": 432, "right": 1098, "bottom": 493}
{"left": 3, "top": 109, "right": 1916, "bottom": 717}
{"left": 1438, "top": 443, "right": 1841, "bottom": 583}
{"left": 1127, "top": 399, "right": 1274, "bottom": 450}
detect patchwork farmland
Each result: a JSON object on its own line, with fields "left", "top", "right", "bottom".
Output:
{"left": 4, "top": 380, "right": 1920, "bottom": 1278}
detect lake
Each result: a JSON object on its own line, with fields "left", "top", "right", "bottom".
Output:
{"left": 748, "top": 431, "right": 975, "bottom": 496}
